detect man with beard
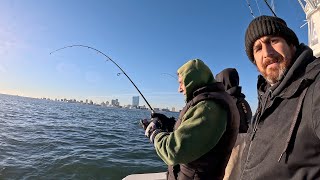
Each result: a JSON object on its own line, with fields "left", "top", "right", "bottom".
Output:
{"left": 143, "top": 59, "right": 239, "bottom": 180}
{"left": 239, "top": 15, "right": 320, "bottom": 180}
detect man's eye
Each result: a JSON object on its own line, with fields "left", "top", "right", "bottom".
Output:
{"left": 253, "top": 46, "right": 261, "bottom": 53}
{"left": 271, "top": 38, "right": 279, "bottom": 44}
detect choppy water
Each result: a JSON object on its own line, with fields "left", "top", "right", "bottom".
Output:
{"left": 0, "top": 94, "right": 179, "bottom": 180}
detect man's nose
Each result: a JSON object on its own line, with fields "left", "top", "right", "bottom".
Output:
{"left": 178, "top": 85, "right": 183, "bottom": 93}
{"left": 262, "top": 44, "right": 275, "bottom": 58}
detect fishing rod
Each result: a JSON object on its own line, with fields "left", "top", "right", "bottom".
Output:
{"left": 50, "top": 45, "right": 154, "bottom": 113}
{"left": 264, "top": 0, "right": 277, "bottom": 17}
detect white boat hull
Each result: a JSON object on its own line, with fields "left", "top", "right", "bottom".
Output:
{"left": 122, "top": 172, "right": 167, "bottom": 180}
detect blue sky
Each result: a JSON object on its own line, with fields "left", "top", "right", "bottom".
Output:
{"left": 0, "top": 0, "right": 308, "bottom": 110}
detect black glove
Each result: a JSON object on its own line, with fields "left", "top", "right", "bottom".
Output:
{"left": 144, "top": 118, "right": 162, "bottom": 143}
{"left": 151, "top": 112, "right": 176, "bottom": 132}
{"left": 140, "top": 119, "right": 150, "bottom": 130}
{"left": 140, "top": 117, "right": 162, "bottom": 130}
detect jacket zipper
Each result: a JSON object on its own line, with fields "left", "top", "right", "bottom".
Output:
{"left": 240, "top": 89, "right": 271, "bottom": 179}
{"left": 251, "top": 89, "right": 271, "bottom": 140}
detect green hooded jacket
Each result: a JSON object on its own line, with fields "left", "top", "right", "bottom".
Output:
{"left": 153, "top": 59, "right": 228, "bottom": 166}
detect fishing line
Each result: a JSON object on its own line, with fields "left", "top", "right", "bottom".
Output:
{"left": 271, "top": 0, "right": 275, "bottom": 11}
{"left": 245, "top": 0, "right": 256, "bottom": 18}
{"left": 255, "top": 0, "right": 261, "bottom": 15}
{"left": 50, "top": 45, "right": 154, "bottom": 113}
{"left": 161, "top": 73, "right": 177, "bottom": 80}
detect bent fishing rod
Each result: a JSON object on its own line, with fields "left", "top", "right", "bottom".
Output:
{"left": 50, "top": 45, "right": 154, "bottom": 113}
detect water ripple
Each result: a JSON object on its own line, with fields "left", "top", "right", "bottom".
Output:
{"left": 0, "top": 94, "right": 179, "bottom": 179}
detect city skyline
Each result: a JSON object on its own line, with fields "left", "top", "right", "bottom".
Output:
{"left": 36, "top": 94, "right": 179, "bottom": 111}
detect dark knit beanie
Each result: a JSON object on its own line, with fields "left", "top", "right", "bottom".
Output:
{"left": 245, "top": 15, "right": 299, "bottom": 63}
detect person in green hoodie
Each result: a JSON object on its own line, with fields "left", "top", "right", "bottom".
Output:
{"left": 144, "top": 59, "right": 240, "bottom": 180}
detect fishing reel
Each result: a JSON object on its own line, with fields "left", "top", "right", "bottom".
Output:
{"left": 139, "top": 113, "right": 176, "bottom": 132}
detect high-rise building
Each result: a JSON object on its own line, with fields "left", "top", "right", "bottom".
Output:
{"left": 132, "top": 96, "right": 139, "bottom": 107}
{"left": 111, "top": 99, "right": 119, "bottom": 106}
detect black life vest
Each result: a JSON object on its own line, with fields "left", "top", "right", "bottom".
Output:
{"left": 168, "top": 83, "right": 240, "bottom": 180}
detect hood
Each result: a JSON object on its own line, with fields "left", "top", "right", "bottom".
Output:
{"left": 177, "top": 59, "right": 215, "bottom": 102}
{"left": 215, "top": 68, "right": 245, "bottom": 98}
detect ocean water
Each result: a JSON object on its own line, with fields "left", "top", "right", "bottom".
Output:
{"left": 0, "top": 94, "right": 179, "bottom": 180}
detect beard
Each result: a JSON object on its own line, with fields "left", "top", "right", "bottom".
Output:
{"left": 260, "top": 56, "right": 289, "bottom": 85}
{"left": 264, "top": 65, "right": 287, "bottom": 85}
{"left": 256, "top": 42, "right": 296, "bottom": 85}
